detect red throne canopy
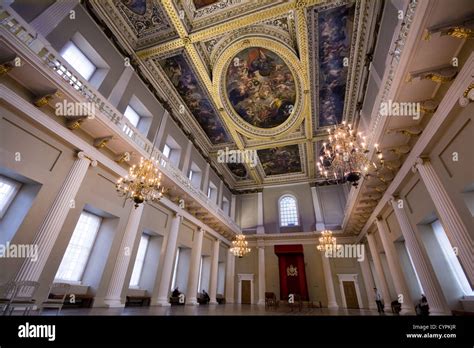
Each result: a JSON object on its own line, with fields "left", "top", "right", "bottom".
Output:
{"left": 274, "top": 245, "right": 309, "bottom": 301}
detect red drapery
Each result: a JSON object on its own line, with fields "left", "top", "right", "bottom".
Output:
{"left": 274, "top": 245, "right": 309, "bottom": 301}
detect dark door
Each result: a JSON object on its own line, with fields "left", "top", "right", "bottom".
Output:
{"left": 241, "top": 280, "right": 251, "bottom": 304}
{"left": 343, "top": 281, "right": 359, "bottom": 309}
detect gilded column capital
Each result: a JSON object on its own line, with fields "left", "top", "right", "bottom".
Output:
{"left": 77, "top": 151, "right": 97, "bottom": 167}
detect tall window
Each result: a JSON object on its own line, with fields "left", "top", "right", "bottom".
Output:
{"left": 432, "top": 220, "right": 473, "bottom": 295}
{"left": 279, "top": 195, "right": 299, "bottom": 227}
{"left": 129, "top": 234, "right": 150, "bottom": 287}
{"left": 60, "top": 42, "right": 96, "bottom": 81}
{"left": 55, "top": 211, "right": 102, "bottom": 282}
{"left": 188, "top": 170, "right": 194, "bottom": 181}
{"left": 0, "top": 175, "right": 21, "bottom": 218}
{"left": 170, "top": 248, "right": 181, "bottom": 291}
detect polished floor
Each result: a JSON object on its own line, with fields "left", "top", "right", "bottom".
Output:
{"left": 32, "top": 304, "right": 395, "bottom": 316}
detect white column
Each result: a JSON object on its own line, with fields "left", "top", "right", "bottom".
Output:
{"left": 359, "top": 246, "right": 378, "bottom": 310}
{"left": 201, "top": 163, "right": 210, "bottom": 192}
{"left": 209, "top": 239, "right": 220, "bottom": 304}
{"left": 257, "top": 244, "right": 266, "bottom": 305}
{"left": 30, "top": 0, "right": 79, "bottom": 37}
{"left": 375, "top": 217, "right": 414, "bottom": 314}
{"left": 15, "top": 151, "right": 96, "bottom": 282}
{"left": 154, "top": 110, "right": 168, "bottom": 148}
{"left": 366, "top": 232, "right": 391, "bottom": 311}
{"left": 230, "top": 194, "right": 237, "bottom": 221}
{"left": 256, "top": 191, "right": 265, "bottom": 234}
{"left": 320, "top": 251, "right": 338, "bottom": 309}
{"left": 186, "top": 227, "right": 204, "bottom": 305}
{"left": 103, "top": 204, "right": 144, "bottom": 307}
{"left": 390, "top": 197, "right": 451, "bottom": 314}
{"left": 108, "top": 67, "right": 134, "bottom": 107}
{"left": 311, "top": 186, "right": 325, "bottom": 230}
{"left": 181, "top": 140, "right": 193, "bottom": 176}
{"left": 415, "top": 157, "right": 474, "bottom": 286}
{"left": 217, "top": 181, "right": 224, "bottom": 208}
{"left": 153, "top": 213, "right": 181, "bottom": 306}
{"left": 225, "top": 248, "right": 235, "bottom": 303}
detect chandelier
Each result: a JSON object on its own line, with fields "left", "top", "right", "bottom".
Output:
{"left": 317, "top": 121, "right": 383, "bottom": 187}
{"left": 317, "top": 230, "right": 337, "bottom": 252}
{"left": 116, "top": 157, "right": 165, "bottom": 208}
{"left": 230, "top": 234, "right": 251, "bottom": 258}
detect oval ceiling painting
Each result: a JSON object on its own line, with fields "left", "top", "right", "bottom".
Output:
{"left": 226, "top": 47, "right": 296, "bottom": 129}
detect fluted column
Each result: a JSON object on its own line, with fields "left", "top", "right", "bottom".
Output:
{"left": 225, "top": 248, "right": 235, "bottom": 303}
{"left": 209, "top": 239, "right": 220, "bottom": 304}
{"left": 359, "top": 245, "right": 378, "bottom": 310}
{"left": 186, "top": 227, "right": 204, "bottom": 305}
{"left": 375, "top": 217, "right": 414, "bottom": 314}
{"left": 103, "top": 204, "right": 144, "bottom": 307}
{"left": 16, "top": 151, "right": 96, "bottom": 282}
{"left": 414, "top": 157, "right": 474, "bottom": 286}
{"left": 257, "top": 244, "right": 266, "bottom": 305}
{"left": 29, "top": 0, "right": 79, "bottom": 37}
{"left": 390, "top": 197, "right": 451, "bottom": 314}
{"left": 320, "top": 251, "right": 338, "bottom": 308}
{"left": 154, "top": 213, "right": 181, "bottom": 306}
{"left": 366, "top": 232, "right": 391, "bottom": 310}
{"left": 311, "top": 186, "right": 325, "bottom": 230}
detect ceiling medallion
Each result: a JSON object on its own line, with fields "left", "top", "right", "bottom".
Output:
{"left": 214, "top": 37, "right": 307, "bottom": 139}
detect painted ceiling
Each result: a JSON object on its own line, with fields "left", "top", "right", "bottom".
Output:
{"left": 89, "top": 0, "right": 374, "bottom": 191}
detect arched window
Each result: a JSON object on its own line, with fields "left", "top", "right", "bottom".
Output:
{"left": 279, "top": 195, "right": 299, "bottom": 227}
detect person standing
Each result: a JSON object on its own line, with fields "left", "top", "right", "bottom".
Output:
{"left": 374, "top": 287, "right": 384, "bottom": 314}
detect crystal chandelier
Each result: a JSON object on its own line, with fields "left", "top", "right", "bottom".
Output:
{"left": 230, "top": 234, "right": 251, "bottom": 258}
{"left": 116, "top": 157, "right": 165, "bottom": 208}
{"left": 317, "top": 121, "right": 383, "bottom": 187}
{"left": 316, "top": 230, "right": 337, "bottom": 252}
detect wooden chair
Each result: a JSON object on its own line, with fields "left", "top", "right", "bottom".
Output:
{"left": 39, "top": 283, "right": 71, "bottom": 315}
{"left": 265, "top": 292, "right": 279, "bottom": 310}
{"left": 5, "top": 281, "right": 39, "bottom": 316}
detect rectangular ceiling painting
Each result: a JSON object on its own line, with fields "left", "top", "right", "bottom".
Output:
{"left": 258, "top": 145, "right": 302, "bottom": 176}
{"left": 316, "top": 4, "right": 354, "bottom": 127}
{"left": 158, "top": 54, "right": 231, "bottom": 144}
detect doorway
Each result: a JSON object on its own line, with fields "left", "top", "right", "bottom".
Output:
{"left": 241, "top": 280, "right": 251, "bottom": 304}
{"left": 342, "top": 281, "right": 359, "bottom": 309}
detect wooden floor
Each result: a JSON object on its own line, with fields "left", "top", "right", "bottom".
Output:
{"left": 34, "top": 304, "right": 395, "bottom": 316}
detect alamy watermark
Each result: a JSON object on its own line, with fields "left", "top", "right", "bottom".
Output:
{"left": 380, "top": 100, "right": 420, "bottom": 120}
{"left": 55, "top": 100, "right": 95, "bottom": 119}
{"left": 217, "top": 147, "right": 258, "bottom": 168}
{"left": 0, "top": 242, "right": 38, "bottom": 262}
{"left": 324, "top": 244, "right": 365, "bottom": 262}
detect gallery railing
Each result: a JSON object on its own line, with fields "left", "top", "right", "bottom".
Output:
{"left": 0, "top": 7, "right": 240, "bottom": 234}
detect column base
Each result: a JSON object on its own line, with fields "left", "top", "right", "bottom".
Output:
{"left": 327, "top": 302, "right": 339, "bottom": 309}
{"left": 186, "top": 298, "right": 199, "bottom": 306}
{"left": 400, "top": 307, "right": 416, "bottom": 315}
{"left": 316, "top": 223, "right": 325, "bottom": 231}
{"left": 368, "top": 304, "right": 378, "bottom": 311}
{"left": 257, "top": 299, "right": 265, "bottom": 305}
{"left": 226, "top": 298, "right": 234, "bottom": 304}
{"left": 152, "top": 298, "right": 171, "bottom": 307}
{"left": 209, "top": 300, "right": 218, "bottom": 305}
{"left": 103, "top": 298, "right": 125, "bottom": 308}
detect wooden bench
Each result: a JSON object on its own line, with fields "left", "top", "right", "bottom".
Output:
{"left": 125, "top": 296, "right": 150, "bottom": 307}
